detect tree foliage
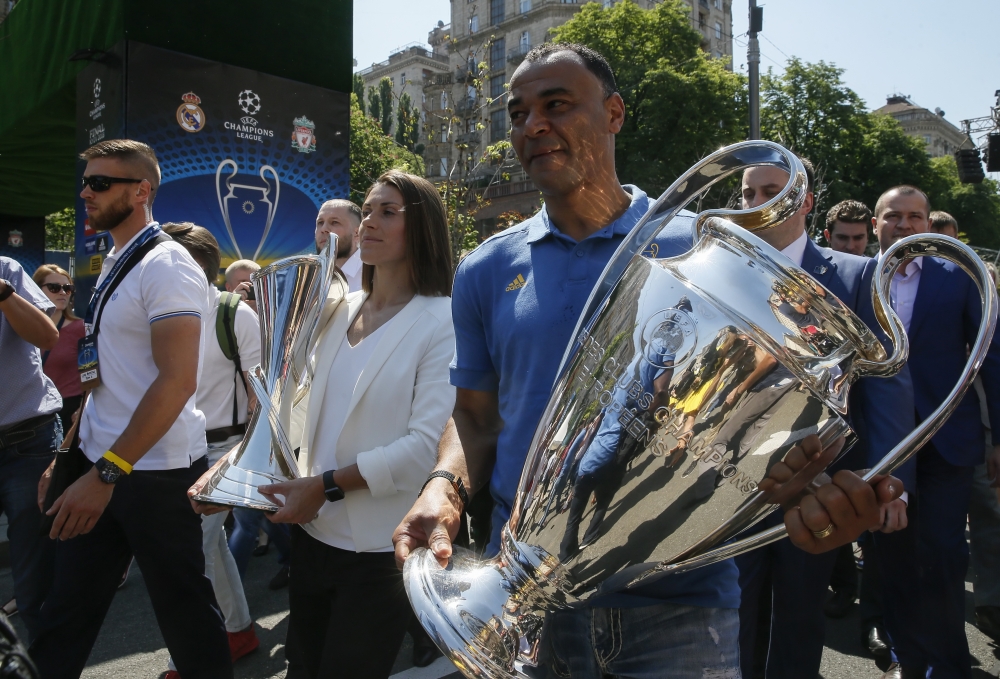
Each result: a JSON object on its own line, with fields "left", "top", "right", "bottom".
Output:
{"left": 395, "top": 92, "right": 420, "bottom": 151}
{"left": 760, "top": 58, "right": 1000, "bottom": 248}
{"left": 45, "top": 207, "right": 75, "bottom": 251}
{"left": 377, "top": 77, "right": 394, "bottom": 135}
{"left": 352, "top": 73, "right": 365, "bottom": 108}
{"left": 349, "top": 93, "right": 423, "bottom": 206}
{"left": 552, "top": 0, "right": 747, "bottom": 195}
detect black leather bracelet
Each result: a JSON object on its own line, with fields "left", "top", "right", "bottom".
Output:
{"left": 419, "top": 470, "right": 470, "bottom": 510}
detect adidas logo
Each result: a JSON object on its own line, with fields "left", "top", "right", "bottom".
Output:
{"left": 505, "top": 273, "right": 526, "bottom": 292}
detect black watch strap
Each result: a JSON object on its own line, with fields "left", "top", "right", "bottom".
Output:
{"left": 322, "top": 469, "right": 345, "bottom": 502}
{"left": 420, "top": 470, "right": 470, "bottom": 510}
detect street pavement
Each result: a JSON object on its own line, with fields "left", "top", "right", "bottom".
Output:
{"left": 6, "top": 539, "right": 999, "bottom": 678}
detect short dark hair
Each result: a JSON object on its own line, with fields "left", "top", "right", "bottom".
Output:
{"left": 522, "top": 42, "right": 618, "bottom": 99}
{"left": 826, "top": 199, "right": 872, "bottom": 232}
{"left": 874, "top": 185, "right": 931, "bottom": 219}
{"left": 361, "top": 171, "right": 453, "bottom": 297}
{"left": 320, "top": 199, "right": 363, "bottom": 225}
{"left": 929, "top": 210, "right": 958, "bottom": 233}
{"left": 162, "top": 222, "right": 221, "bottom": 285}
{"left": 80, "top": 139, "right": 161, "bottom": 208}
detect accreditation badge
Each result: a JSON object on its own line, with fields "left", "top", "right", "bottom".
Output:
{"left": 78, "top": 334, "right": 102, "bottom": 390}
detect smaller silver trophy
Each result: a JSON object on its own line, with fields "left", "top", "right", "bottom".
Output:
{"left": 192, "top": 237, "right": 343, "bottom": 511}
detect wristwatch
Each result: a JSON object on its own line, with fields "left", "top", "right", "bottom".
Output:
{"left": 0, "top": 279, "right": 14, "bottom": 303}
{"left": 322, "top": 470, "right": 345, "bottom": 502}
{"left": 95, "top": 456, "right": 127, "bottom": 484}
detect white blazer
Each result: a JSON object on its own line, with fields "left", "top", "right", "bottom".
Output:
{"left": 293, "top": 290, "right": 456, "bottom": 552}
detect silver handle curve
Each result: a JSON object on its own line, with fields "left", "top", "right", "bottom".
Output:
{"left": 860, "top": 234, "right": 998, "bottom": 481}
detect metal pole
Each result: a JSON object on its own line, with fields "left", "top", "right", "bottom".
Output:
{"left": 748, "top": 0, "right": 761, "bottom": 140}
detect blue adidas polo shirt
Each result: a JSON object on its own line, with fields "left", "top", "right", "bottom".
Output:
{"left": 450, "top": 185, "right": 740, "bottom": 609}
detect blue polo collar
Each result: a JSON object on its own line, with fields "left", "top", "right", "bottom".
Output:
{"left": 525, "top": 185, "right": 648, "bottom": 245}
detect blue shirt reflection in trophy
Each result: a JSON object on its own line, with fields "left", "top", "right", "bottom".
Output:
{"left": 558, "top": 298, "right": 689, "bottom": 560}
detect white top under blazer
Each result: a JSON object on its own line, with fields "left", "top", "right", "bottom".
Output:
{"left": 292, "top": 290, "right": 456, "bottom": 553}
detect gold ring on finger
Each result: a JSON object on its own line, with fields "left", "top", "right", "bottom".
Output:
{"left": 811, "top": 522, "right": 835, "bottom": 539}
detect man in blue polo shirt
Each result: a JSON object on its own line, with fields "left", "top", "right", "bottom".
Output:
{"left": 394, "top": 43, "right": 902, "bottom": 677}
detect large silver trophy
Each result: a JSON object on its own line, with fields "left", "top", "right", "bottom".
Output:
{"left": 192, "top": 237, "right": 343, "bottom": 511}
{"left": 404, "top": 141, "right": 998, "bottom": 678}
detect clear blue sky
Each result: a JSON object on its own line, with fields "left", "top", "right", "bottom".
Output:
{"left": 354, "top": 0, "right": 999, "bottom": 132}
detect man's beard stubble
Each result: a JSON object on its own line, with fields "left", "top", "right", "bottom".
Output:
{"left": 336, "top": 234, "right": 353, "bottom": 259}
{"left": 91, "top": 191, "right": 135, "bottom": 233}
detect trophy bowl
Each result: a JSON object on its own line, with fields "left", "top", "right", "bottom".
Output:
{"left": 192, "top": 237, "right": 343, "bottom": 511}
{"left": 404, "top": 141, "right": 998, "bottom": 678}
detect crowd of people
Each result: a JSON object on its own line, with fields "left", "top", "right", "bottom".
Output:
{"left": 0, "top": 41, "right": 997, "bottom": 679}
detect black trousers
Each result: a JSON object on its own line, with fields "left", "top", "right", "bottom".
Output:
{"left": 30, "top": 457, "right": 231, "bottom": 679}
{"left": 285, "top": 526, "right": 411, "bottom": 679}
{"left": 559, "top": 463, "right": 627, "bottom": 560}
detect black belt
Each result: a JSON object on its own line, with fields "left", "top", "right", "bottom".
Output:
{"left": 0, "top": 413, "right": 57, "bottom": 448}
{"left": 206, "top": 424, "right": 247, "bottom": 444}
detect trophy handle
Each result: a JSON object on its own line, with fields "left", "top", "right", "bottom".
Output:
{"left": 247, "top": 366, "right": 300, "bottom": 480}
{"left": 856, "top": 234, "right": 998, "bottom": 481}
{"left": 252, "top": 165, "right": 281, "bottom": 262}
{"left": 647, "top": 234, "right": 999, "bottom": 578}
{"left": 216, "top": 159, "right": 243, "bottom": 259}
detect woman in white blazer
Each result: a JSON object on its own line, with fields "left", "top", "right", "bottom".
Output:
{"left": 259, "top": 171, "right": 456, "bottom": 678}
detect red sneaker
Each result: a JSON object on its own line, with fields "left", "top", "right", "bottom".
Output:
{"left": 228, "top": 623, "right": 260, "bottom": 662}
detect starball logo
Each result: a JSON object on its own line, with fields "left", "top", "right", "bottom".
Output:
{"left": 224, "top": 90, "right": 274, "bottom": 143}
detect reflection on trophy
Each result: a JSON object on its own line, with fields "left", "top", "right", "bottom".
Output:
{"left": 404, "top": 141, "right": 998, "bottom": 678}
{"left": 215, "top": 159, "right": 281, "bottom": 262}
{"left": 192, "top": 237, "right": 343, "bottom": 511}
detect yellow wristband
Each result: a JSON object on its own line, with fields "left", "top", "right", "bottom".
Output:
{"left": 102, "top": 451, "right": 133, "bottom": 474}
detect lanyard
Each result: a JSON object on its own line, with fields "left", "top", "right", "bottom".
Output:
{"left": 84, "top": 224, "right": 162, "bottom": 332}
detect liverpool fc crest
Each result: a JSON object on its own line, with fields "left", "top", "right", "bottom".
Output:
{"left": 177, "top": 92, "right": 206, "bottom": 133}
{"left": 291, "top": 116, "right": 317, "bottom": 153}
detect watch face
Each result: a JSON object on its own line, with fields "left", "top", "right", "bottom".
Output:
{"left": 97, "top": 458, "right": 122, "bottom": 484}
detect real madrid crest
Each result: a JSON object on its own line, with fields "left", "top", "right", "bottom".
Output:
{"left": 177, "top": 92, "right": 206, "bottom": 133}
{"left": 291, "top": 116, "right": 317, "bottom": 153}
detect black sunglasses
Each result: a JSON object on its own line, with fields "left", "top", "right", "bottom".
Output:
{"left": 43, "top": 283, "right": 75, "bottom": 294}
{"left": 81, "top": 175, "right": 144, "bottom": 192}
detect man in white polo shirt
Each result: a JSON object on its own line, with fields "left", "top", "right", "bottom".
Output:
{"left": 32, "top": 140, "right": 231, "bottom": 679}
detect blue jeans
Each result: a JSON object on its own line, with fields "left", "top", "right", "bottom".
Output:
{"left": 541, "top": 603, "right": 741, "bottom": 679}
{"left": 0, "top": 415, "right": 61, "bottom": 642}
{"left": 228, "top": 506, "right": 291, "bottom": 580}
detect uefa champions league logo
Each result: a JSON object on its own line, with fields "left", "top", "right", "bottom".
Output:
{"left": 238, "top": 90, "right": 261, "bottom": 115}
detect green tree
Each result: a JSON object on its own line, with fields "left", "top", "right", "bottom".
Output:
{"left": 927, "top": 155, "right": 1000, "bottom": 250}
{"left": 45, "top": 207, "right": 75, "bottom": 250}
{"left": 367, "top": 85, "right": 381, "bottom": 125}
{"left": 552, "top": 0, "right": 747, "bottom": 195}
{"left": 378, "top": 77, "right": 394, "bottom": 135}
{"left": 349, "top": 93, "right": 423, "bottom": 206}
{"left": 395, "top": 92, "right": 420, "bottom": 151}
{"left": 352, "top": 72, "right": 365, "bottom": 108}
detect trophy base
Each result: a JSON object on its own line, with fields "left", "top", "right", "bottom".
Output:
{"left": 190, "top": 459, "right": 288, "bottom": 512}
{"left": 404, "top": 546, "right": 546, "bottom": 679}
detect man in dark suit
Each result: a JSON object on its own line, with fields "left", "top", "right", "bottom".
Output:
{"left": 872, "top": 185, "right": 1000, "bottom": 679}
{"left": 729, "top": 161, "right": 915, "bottom": 679}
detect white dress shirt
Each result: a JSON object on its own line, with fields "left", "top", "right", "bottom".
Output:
{"left": 307, "top": 319, "right": 393, "bottom": 551}
{"left": 879, "top": 253, "right": 922, "bottom": 335}
{"left": 780, "top": 230, "right": 809, "bottom": 268}
{"left": 340, "top": 249, "right": 363, "bottom": 293}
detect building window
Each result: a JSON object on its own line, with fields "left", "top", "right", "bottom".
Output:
{"left": 470, "top": 14, "right": 479, "bottom": 33}
{"left": 490, "top": 0, "right": 505, "bottom": 26}
{"left": 400, "top": 72, "right": 406, "bottom": 86}
{"left": 520, "top": 30, "right": 530, "bottom": 51}
{"left": 467, "top": 84, "right": 476, "bottom": 100}
{"left": 490, "top": 37, "right": 506, "bottom": 71}
{"left": 491, "top": 110, "right": 507, "bottom": 142}
{"left": 440, "top": 157, "right": 449, "bottom": 176}
{"left": 715, "top": 21, "right": 722, "bottom": 39}
{"left": 603, "top": 0, "right": 613, "bottom": 7}
{"left": 560, "top": 0, "right": 577, "bottom": 3}
{"left": 923, "top": 134, "right": 932, "bottom": 145}
{"left": 520, "top": 0, "right": 531, "bottom": 12}
{"left": 490, "top": 74, "right": 506, "bottom": 98}
{"left": 441, "top": 92, "right": 448, "bottom": 109}
{"left": 714, "top": 0, "right": 721, "bottom": 8}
